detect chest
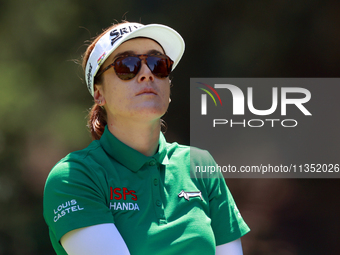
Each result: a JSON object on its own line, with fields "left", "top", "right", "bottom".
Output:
{"left": 105, "top": 162, "right": 216, "bottom": 255}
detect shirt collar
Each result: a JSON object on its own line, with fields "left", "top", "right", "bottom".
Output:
{"left": 100, "top": 126, "right": 169, "bottom": 172}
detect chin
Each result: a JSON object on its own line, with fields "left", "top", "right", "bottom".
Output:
{"left": 133, "top": 107, "right": 168, "bottom": 120}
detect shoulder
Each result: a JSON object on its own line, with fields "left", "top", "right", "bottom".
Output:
{"left": 45, "top": 140, "right": 109, "bottom": 187}
{"left": 165, "top": 141, "right": 215, "bottom": 164}
{"left": 43, "top": 140, "right": 112, "bottom": 222}
{"left": 61, "top": 140, "right": 104, "bottom": 164}
{"left": 168, "top": 140, "right": 216, "bottom": 167}
{"left": 164, "top": 140, "right": 218, "bottom": 181}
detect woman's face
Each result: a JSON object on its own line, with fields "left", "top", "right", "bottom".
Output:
{"left": 95, "top": 38, "right": 171, "bottom": 124}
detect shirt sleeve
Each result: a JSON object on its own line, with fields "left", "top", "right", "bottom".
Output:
{"left": 43, "top": 157, "right": 114, "bottom": 246}
{"left": 203, "top": 152, "right": 250, "bottom": 246}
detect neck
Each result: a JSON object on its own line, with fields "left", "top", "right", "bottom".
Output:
{"left": 107, "top": 117, "right": 161, "bottom": 157}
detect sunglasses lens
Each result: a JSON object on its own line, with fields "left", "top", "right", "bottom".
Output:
{"left": 114, "top": 56, "right": 141, "bottom": 80}
{"left": 147, "top": 55, "right": 172, "bottom": 78}
{"left": 112, "top": 54, "right": 173, "bottom": 80}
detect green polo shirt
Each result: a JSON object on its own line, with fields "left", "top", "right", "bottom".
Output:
{"left": 43, "top": 126, "right": 249, "bottom": 255}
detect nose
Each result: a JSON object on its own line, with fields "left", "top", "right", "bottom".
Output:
{"left": 137, "top": 60, "right": 154, "bottom": 83}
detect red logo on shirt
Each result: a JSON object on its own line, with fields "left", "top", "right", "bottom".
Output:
{"left": 110, "top": 187, "right": 137, "bottom": 201}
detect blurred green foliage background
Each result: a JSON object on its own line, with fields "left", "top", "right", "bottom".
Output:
{"left": 0, "top": 0, "right": 339, "bottom": 254}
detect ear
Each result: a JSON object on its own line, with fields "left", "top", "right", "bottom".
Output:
{"left": 93, "top": 84, "right": 106, "bottom": 106}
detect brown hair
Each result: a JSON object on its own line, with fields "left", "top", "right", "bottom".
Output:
{"left": 82, "top": 23, "right": 124, "bottom": 140}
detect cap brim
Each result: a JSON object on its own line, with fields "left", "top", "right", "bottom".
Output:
{"left": 86, "top": 23, "right": 185, "bottom": 96}
{"left": 117, "top": 24, "right": 185, "bottom": 70}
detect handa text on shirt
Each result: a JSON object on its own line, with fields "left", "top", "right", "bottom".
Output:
{"left": 110, "top": 202, "right": 140, "bottom": 211}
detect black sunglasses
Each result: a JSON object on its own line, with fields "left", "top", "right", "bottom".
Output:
{"left": 96, "top": 53, "right": 174, "bottom": 80}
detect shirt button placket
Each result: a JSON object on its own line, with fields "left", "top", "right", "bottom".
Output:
{"left": 153, "top": 178, "right": 158, "bottom": 186}
{"left": 149, "top": 159, "right": 167, "bottom": 225}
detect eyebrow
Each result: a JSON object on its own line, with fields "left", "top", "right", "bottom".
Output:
{"left": 112, "top": 49, "right": 165, "bottom": 60}
{"left": 113, "top": 50, "right": 135, "bottom": 59}
{"left": 147, "top": 49, "right": 164, "bottom": 55}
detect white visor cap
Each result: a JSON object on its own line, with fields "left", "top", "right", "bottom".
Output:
{"left": 85, "top": 22, "right": 185, "bottom": 96}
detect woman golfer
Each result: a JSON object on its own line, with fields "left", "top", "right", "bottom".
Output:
{"left": 43, "top": 21, "right": 250, "bottom": 255}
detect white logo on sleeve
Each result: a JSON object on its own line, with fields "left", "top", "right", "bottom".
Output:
{"left": 53, "top": 199, "right": 84, "bottom": 222}
{"left": 178, "top": 190, "right": 203, "bottom": 201}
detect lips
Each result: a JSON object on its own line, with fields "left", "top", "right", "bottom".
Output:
{"left": 136, "top": 88, "right": 157, "bottom": 96}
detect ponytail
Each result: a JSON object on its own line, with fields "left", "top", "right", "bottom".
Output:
{"left": 87, "top": 104, "right": 107, "bottom": 140}
{"left": 82, "top": 23, "right": 127, "bottom": 140}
